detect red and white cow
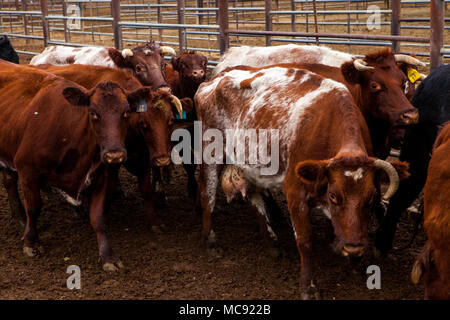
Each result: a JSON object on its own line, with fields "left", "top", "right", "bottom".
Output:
{"left": 195, "top": 64, "right": 407, "bottom": 299}
{"left": 30, "top": 42, "right": 176, "bottom": 90}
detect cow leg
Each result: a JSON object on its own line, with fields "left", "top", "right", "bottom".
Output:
{"left": 248, "top": 192, "right": 279, "bottom": 257}
{"left": 2, "top": 170, "right": 26, "bottom": 227}
{"left": 138, "top": 169, "right": 165, "bottom": 233}
{"left": 198, "top": 163, "right": 221, "bottom": 248}
{"left": 89, "top": 174, "right": 123, "bottom": 271}
{"left": 19, "top": 174, "right": 43, "bottom": 257}
{"left": 151, "top": 167, "right": 167, "bottom": 209}
{"left": 184, "top": 163, "right": 197, "bottom": 199}
{"left": 286, "top": 189, "right": 320, "bottom": 300}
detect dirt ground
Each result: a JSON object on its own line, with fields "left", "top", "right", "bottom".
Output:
{"left": 0, "top": 164, "right": 425, "bottom": 300}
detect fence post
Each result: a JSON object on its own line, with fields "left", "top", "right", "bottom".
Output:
{"left": 430, "top": 0, "right": 444, "bottom": 70}
{"left": 177, "top": 0, "right": 186, "bottom": 52}
{"left": 40, "top": 0, "right": 49, "bottom": 47}
{"left": 290, "top": 0, "right": 295, "bottom": 32}
{"left": 218, "top": 0, "right": 229, "bottom": 55}
{"left": 21, "top": 0, "right": 29, "bottom": 44}
{"left": 391, "top": 0, "right": 401, "bottom": 52}
{"left": 111, "top": 0, "right": 122, "bottom": 50}
{"left": 197, "top": 0, "right": 203, "bottom": 25}
{"left": 62, "top": 0, "right": 69, "bottom": 43}
{"left": 265, "top": 0, "right": 272, "bottom": 46}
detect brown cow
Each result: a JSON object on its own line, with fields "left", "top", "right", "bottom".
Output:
{"left": 241, "top": 49, "right": 420, "bottom": 159}
{"left": 0, "top": 62, "right": 151, "bottom": 271}
{"left": 35, "top": 63, "right": 187, "bottom": 229}
{"left": 411, "top": 122, "right": 450, "bottom": 300}
{"left": 164, "top": 50, "right": 208, "bottom": 198}
{"left": 30, "top": 41, "right": 176, "bottom": 90}
{"left": 195, "top": 64, "right": 408, "bottom": 299}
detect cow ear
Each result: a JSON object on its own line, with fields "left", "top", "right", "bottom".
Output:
{"left": 390, "top": 160, "right": 410, "bottom": 181}
{"left": 171, "top": 57, "right": 179, "bottom": 71}
{"left": 341, "top": 61, "right": 361, "bottom": 85}
{"left": 295, "top": 160, "right": 328, "bottom": 184}
{"left": 108, "top": 48, "right": 130, "bottom": 69}
{"left": 180, "top": 97, "right": 194, "bottom": 113}
{"left": 62, "top": 87, "right": 90, "bottom": 107}
{"left": 126, "top": 87, "right": 152, "bottom": 112}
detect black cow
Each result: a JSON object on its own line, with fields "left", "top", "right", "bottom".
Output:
{"left": 376, "top": 64, "right": 450, "bottom": 252}
{"left": 0, "top": 35, "right": 19, "bottom": 64}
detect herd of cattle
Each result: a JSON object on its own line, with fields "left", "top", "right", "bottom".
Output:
{"left": 0, "top": 34, "right": 449, "bottom": 300}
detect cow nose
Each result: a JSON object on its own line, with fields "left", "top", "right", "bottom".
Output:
{"left": 400, "top": 109, "right": 419, "bottom": 125}
{"left": 103, "top": 150, "right": 127, "bottom": 164}
{"left": 342, "top": 244, "right": 365, "bottom": 257}
{"left": 192, "top": 69, "right": 204, "bottom": 78}
{"left": 153, "top": 156, "right": 171, "bottom": 167}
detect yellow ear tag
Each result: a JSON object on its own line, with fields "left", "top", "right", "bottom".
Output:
{"left": 407, "top": 67, "right": 420, "bottom": 84}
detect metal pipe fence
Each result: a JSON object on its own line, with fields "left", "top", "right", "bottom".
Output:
{"left": 0, "top": 0, "right": 448, "bottom": 67}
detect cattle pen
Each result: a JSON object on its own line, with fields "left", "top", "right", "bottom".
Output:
{"left": 0, "top": 0, "right": 450, "bottom": 302}
{"left": 0, "top": 0, "right": 449, "bottom": 69}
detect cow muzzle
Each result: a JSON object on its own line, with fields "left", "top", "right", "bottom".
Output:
{"left": 341, "top": 244, "right": 365, "bottom": 257}
{"left": 400, "top": 109, "right": 419, "bottom": 125}
{"left": 102, "top": 149, "right": 127, "bottom": 164}
{"left": 153, "top": 155, "right": 171, "bottom": 167}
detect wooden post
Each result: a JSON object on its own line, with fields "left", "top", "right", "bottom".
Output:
{"left": 62, "top": 0, "right": 69, "bottom": 43}
{"left": 197, "top": 0, "right": 203, "bottom": 25}
{"left": 218, "top": 0, "right": 229, "bottom": 55}
{"left": 265, "top": 0, "right": 272, "bottom": 46}
{"left": 177, "top": 0, "right": 186, "bottom": 52}
{"left": 291, "top": 0, "right": 296, "bottom": 32}
{"left": 21, "top": 0, "right": 29, "bottom": 44}
{"left": 391, "top": 0, "right": 401, "bottom": 52}
{"left": 430, "top": 0, "right": 444, "bottom": 70}
{"left": 40, "top": 0, "right": 49, "bottom": 47}
{"left": 111, "top": 0, "right": 122, "bottom": 50}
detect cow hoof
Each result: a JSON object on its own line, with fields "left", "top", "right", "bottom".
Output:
{"left": 300, "top": 283, "right": 321, "bottom": 300}
{"left": 102, "top": 260, "right": 125, "bottom": 272}
{"left": 151, "top": 225, "right": 167, "bottom": 234}
{"left": 267, "top": 245, "right": 281, "bottom": 259}
{"left": 23, "top": 246, "right": 44, "bottom": 257}
{"left": 206, "top": 247, "right": 223, "bottom": 259}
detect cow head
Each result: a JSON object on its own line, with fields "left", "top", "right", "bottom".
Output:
{"left": 108, "top": 42, "right": 176, "bottom": 91}
{"left": 63, "top": 81, "right": 142, "bottom": 164}
{"left": 341, "top": 49, "right": 422, "bottom": 127}
{"left": 171, "top": 50, "right": 208, "bottom": 85}
{"left": 295, "top": 155, "right": 407, "bottom": 258}
{"left": 128, "top": 88, "right": 189, "bottom": 167}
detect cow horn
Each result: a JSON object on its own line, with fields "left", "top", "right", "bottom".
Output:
{"left": 394, "top": 54, "right": 426, "bottom": 67}
{"left": 160, "top": 46, "right": 176, "bottom": 56}
{"left": 353, "top": 59, "right": 375, "bottom": 71}
{"left": 373, "top": 159, "right": 399, "bottom": 201}
{"left": 170, "top": 95, "right": 183, "bottom": 118}
{"left": 122, "top": 48, "right": 133, "bottom": 58}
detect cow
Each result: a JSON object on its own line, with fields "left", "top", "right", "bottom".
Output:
{"left": 214, "top": 44, "right": 425, "bottom": 110}
{"left": 35, "top": 63, "right": 187, "bottom": 230}
{"left": 256, "top": 48, "right": 422, "bottom": 159}
{"left": 375, "top": 64, "right": 450, "bottom": 253}
{"left": 411, "top": 122, "right": 450, "bottom": 300}
{"left": 30, "top": 41, "right": 176, "bottom": 90}
{"left": 0, "top": 61, "right": 152, "bottom": 271}
{"left": 212, "top": 44, "right": 353, "bottom": 75}
{"left": 164, "top": 50, "right": 208, "bottom": 198}
{"left": 0, "top": 35, "right": 19, "bottom": 64}
{"left": 194, "top": 64, "right": 408, "bottom": 299}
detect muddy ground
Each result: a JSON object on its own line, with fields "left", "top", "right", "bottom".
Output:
{"left": 0, "top": 164, "right": 425, "bottom": 300}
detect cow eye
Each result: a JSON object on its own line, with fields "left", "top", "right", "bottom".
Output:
{"left": 90, "top": 111, "right": 99, "bottom": 120}
{"left": 370, "top": 82, "right": 380, "bottom": 91}
{"left": 329, "top": 192, "right": 339, "bottom": 204}
{"left": 136, "top": 65, "right": 143, "bottom": 72}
